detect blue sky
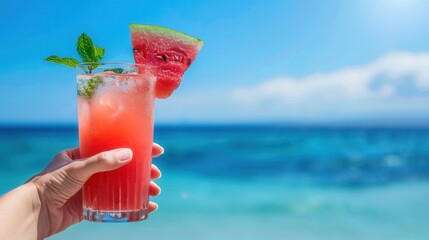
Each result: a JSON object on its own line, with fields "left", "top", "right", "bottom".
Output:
{"left": 1, "top": 0, "right": 429, "bottom": 125}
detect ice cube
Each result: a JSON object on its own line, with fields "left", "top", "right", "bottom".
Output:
{"left": 115, "top": 75, "right": 129, "bottom": 89}
{"left": 98, "top": 90, "right": 124, "bottom": 117}
{"left": 121, "top": 65, "right": 138, "bottom": 74}
{"left": 135, "top": 73, "right": 156, "bottom": 93}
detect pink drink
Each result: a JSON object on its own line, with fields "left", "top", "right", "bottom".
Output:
{"left": 76, "top": 63, "right": 155, "bottom": 222}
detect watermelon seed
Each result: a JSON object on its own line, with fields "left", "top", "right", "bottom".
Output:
{"left": 156, "top": 54, "right": 168, "bottom": 62}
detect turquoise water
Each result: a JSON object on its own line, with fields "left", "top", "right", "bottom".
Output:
{"left": 1, "top": 126, "right": 428, "bottom": 240}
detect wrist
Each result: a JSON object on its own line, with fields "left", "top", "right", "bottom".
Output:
{"left": 0, "top": 183, "right": 42, "bottom": 240}
{"left": 25, "top": 182, "right": 44, "bottom": 238}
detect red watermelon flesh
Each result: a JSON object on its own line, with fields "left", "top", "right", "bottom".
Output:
{"left": 130, "top": 24, "right": 204, "bottom": 98}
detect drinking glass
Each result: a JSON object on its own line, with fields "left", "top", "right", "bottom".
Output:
{"left": 76, "top": 63, "right": 156, "bottom": 222}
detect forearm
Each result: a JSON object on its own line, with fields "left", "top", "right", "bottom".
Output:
{"left": 0, "top": 183, "right": 41, "bottom": 240}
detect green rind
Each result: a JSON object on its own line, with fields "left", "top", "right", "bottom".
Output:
{"left": 130, "top": 24, "right": 204, "bottom": 50}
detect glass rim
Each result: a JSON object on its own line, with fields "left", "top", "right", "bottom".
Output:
{"left": 77, "top": 62, "right": 154, "bottom": 68}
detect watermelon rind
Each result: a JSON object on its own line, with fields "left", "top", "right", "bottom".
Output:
{"left": 130, "top": 24, "right": 204, "bottom": 50}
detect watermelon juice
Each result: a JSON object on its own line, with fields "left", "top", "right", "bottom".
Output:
{"left": 76, "top": 63, "right": 156, "bottom": 222}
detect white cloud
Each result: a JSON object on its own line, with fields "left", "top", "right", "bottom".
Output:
{"left": 232, "top": 52, "right": 429, "bottom": 104}
{"left": 155, "top": 51, "right": 429, "bottom": 124}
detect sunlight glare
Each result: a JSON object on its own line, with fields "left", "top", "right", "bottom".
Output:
{"left": 365, "top": 0, "right": 428, "bottom": 33}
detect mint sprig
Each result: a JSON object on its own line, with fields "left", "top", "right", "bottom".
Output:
{"left": 76, "top": 33, "right": 105, "bottom": 63}
{"left": 77, "top": 76, "right": 103, "bottom": 98}
{"left": 45, "top": 33, "right": 105, "bottom": 72}
{"left": 104, "top": 68, "right": 123, "bottom": 74}
{"left": 46, "top": 33, "right": 108, "bottom": 98}
{"left": 44, "top": 56, "right": 80, "bottom": 68}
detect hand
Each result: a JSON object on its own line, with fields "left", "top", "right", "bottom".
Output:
{"left": 29, "top": 144, "right": 163, "bottom": 239}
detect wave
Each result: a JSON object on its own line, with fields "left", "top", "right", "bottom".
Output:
{"left": 1, "top": 125, "right": 429, "bottom": 185}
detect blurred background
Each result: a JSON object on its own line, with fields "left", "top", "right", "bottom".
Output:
{"left": 1, "top": 0, "right": 429, "bottom": 239}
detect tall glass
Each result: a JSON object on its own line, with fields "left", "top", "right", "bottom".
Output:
{"left": 76, "top": 63, "right": 156, "bottom": 222}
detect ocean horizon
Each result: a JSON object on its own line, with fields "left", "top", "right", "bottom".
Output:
{"left": 1, "top": 125, "right": 428, "bottom": 239}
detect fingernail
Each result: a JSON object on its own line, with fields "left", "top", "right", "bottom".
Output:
{"left": 114, "top": 149, "right": 132, "bottom": 162}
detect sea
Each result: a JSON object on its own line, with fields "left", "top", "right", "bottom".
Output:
{"left": 1, "top": 125, "right": 428, "bottom": 240}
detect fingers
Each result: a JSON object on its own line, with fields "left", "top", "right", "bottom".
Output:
{"left": 151, "top": 164, "right": 161, "bottom": 179}
{"left": 65, "top": 147, "right": 81, "bottom": 160}
{"left": 37, "top": 147, "right": 80, "bottom": 175}
{"left": 151, "top": 143, "right": 162, "bottom": 180}
{"left": 62, "top": 146, "right": 161, "bottom": 213}
{"left": 149, "top": 146, "right": 162, "bottom": 213}
{"left": 66, "top": 148, "right": 133, "bottom": 182}
{"left": 148, "top": 202, "right": 158, "bottom": 213}
{"left": 149, "top": 181, "right": 161, "bottom": 196}
{"left": 67, "top": 144, "right": 159, "bottom": 160}
{"left": 152, "top": 143, "right": 164, "bottom": 157}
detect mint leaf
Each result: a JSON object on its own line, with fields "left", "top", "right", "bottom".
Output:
{"left": 46, "top": 33, "right": 106, "bottom": 74}
{"left": 94, "top": 46, "right": 105, "bottom": 61}
{"left": 45, "top": 56, "right": 79, "bottom": 68}
{"left": 77, "top": 76, "right": 103, "bottom": 97}
{"left": 77, "top": 33, "right": 96, "bottom": 62}
{"left": 104, "top": 68, "right": 123, "bottom": 74}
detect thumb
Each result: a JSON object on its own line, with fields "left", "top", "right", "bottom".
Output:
{"left": 66, "top": 148, "right": 133, "bottom": 183}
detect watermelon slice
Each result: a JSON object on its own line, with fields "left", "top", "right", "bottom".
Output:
{"left": 130, "top": 24, "right": 204, "bottom": 98}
